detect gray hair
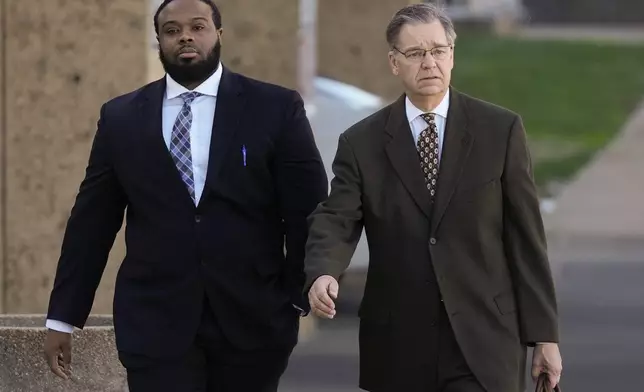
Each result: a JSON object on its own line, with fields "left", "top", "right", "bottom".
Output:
{"left": 386, "top": 3, "right": 457, "bottom": 48}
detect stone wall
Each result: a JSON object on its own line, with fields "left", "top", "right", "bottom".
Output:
{"left": 1, "top": 0, "right": 147, "bottom": 313}
{"left": 216, "top": 0, "right": 299, "bottom": 89}
{"left": 0, "top": 315, "right": 124, "bottom": 391}
{"left": 318, "top": 0, "right": 411, "bottom": 101}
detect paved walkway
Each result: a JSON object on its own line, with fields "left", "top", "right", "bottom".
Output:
{"left": 543, "top": 99, "right": 644, "bottom": 266}
{"left": 516, "top": 25, "right": 644, "bottom": 44}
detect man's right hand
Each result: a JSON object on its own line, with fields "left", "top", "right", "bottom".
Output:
{"left": 308, "top": 275, "right": 339, "bottom": 319}
{"left": 44, "top": 329, "right": 72, "bottom": 379}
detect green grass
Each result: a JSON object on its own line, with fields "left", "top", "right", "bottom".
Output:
{"left": 451, "top": 32, "right": 644, "bottom": 194}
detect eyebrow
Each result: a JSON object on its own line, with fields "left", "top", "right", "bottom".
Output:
{"left": 162, "top": 17, "right": 209, "bottom": 28}
{"left": 401, "top": 42, "right": 450, "bottom": 51}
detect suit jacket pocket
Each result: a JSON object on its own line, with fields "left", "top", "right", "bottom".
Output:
{"left": 493, "top": 292, "right": 517, "bottom": 315}
{"left": 250, "top": 260, "right": 293, "bottom": 322}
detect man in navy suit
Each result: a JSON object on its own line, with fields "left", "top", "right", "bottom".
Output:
{"left": 43, "top": 0, "right": 328, "bottom": 390}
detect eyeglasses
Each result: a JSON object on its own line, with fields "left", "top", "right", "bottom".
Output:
{"left": 393, "top": 45, "right": 453, "bottom": 62}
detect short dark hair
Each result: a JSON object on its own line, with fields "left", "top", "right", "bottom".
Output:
{"left": 386, "top": 3, "right": 456, "bottom": 48}
{"left": 154, "top": 0, "right": 222, "bottom": 34}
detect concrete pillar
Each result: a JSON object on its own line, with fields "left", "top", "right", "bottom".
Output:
{"left": 2, "top": 0, "right": 147, "bottom": 313}
{"left": 216, "top": 0, "right": 299, "bottom": 89}
{"left": 147, "top": 0, "right": 165, "bottom": 82}
{"left": 318, "top": 0, "right": 412, "bottom": 101}
{"left": 0, "top": 0, "right": 6, "bottom": 314}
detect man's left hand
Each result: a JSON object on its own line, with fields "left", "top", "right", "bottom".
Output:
{"left": 531, "top": 342, "right": 562, "bottom": 388}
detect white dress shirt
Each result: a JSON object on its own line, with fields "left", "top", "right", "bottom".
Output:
{"left": 46, "top": 64, "right": 223, "bottom": 334}
{"left": 162, "top": 63, "right": 222, "bottom": 204}
{"left": 405, "top": 88, "right": 450, "bottom": 162}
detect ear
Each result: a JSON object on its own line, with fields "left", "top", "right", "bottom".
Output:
{"left": 217, "top": 28, "right": 223, "bottom": 44}
{"left": 388, "top": 51, "right": 399, "bottom": 76}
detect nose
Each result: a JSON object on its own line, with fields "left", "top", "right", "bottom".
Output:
{"left": 179, "top": 31, "right": 194, "bottom": 43}
{"left": 421, "top": 53, "right": 437, "bottom": 69}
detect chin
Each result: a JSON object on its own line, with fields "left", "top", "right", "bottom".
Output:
{"left": 417, "top": 85, "right": 444, "bottom": 96}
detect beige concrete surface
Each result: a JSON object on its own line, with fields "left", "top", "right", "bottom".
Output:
{"left": 216, "top": 0, "right": 299, "bottom": 89}
{"left": 2, "top": 0, "right": 147, "bottom": 314}
{"left": 318, "top": 0, "right": 410, "bottom": 101}
{"left": 0, "top": 0, "right": 6, "bottom": 314}
{"left": 0, "top": 315, "right": 125, "bottom": 392}
{"left": 299, "top": 315, "right": 318, "bottom": 342}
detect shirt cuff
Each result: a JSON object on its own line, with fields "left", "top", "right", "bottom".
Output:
{"left": 45, "top": 319, "right": 75, "bottom": 334}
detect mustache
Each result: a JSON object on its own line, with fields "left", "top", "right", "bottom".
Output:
{"left": 178, "top": 45, "right": 198, "bottom": 54}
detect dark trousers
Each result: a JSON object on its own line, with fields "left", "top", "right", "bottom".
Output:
{"left": 436, "top": 304, "right": 486, "bottom": 392}
{"left": 119, "top": 297, "right": 294, "bottom": 392}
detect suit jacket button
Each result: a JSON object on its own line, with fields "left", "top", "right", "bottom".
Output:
{"left": 429, "top": 237, "right": 437, "bottom": 245}
{"left": 195, "top": 215, "right": 202, "bottom": 223}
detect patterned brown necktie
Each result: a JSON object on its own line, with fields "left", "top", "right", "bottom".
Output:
{"left": 417, "top": 113, "right": 440, "bottom": 200}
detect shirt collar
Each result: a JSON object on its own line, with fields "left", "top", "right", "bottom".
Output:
{"left": 165, "top": 62, "right": 223, "bottom": 100}
{"left": 405, "top": 88, "right": 450, "bottom": 124}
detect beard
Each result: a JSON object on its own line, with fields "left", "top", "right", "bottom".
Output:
{"left": 159, "top": 40, "right": 221, "bottom": 86}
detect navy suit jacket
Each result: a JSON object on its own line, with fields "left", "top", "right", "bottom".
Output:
{"left": 47, "top": 67, "right": 328, "bottom": 359}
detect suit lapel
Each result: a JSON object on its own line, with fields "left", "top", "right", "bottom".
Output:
{"left": 201, "top": 67, "right": 246, "bottom": 202}
{"left": 384, "top": 95, "right": 433, "bottom": 220}
{"left": 430, "top": 89, "right": 473, "bottom": 234}
{"left": 137, "top": 78, "right": 195, "bottom": 207}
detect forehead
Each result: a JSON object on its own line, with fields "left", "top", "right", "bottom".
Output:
{"left": 397, "top": 20, "right": 449, "bottom": 49}
{"left": 158, "top": 0, "right": 212, "bottom": 24}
